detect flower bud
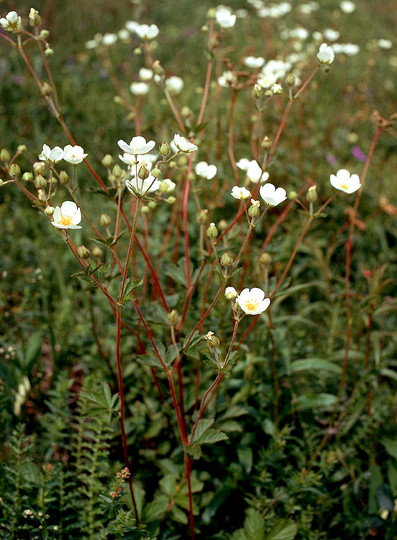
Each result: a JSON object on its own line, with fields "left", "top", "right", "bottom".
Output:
{"left": 41, "top": 82, "right": 52, "bottom": 96}
{"left": 197, "top": 209, "right": 208, "bottom": 224}
{"left": 261, "top": 136, "right": 272, "bottom": 150}
{"left": 77, "top": 245, "right": 91, "bottom": 259}
{"left": 59, "top": 171, "right": 70, "bottom": 185}
{"left": 151, "top": 167, "right": 161, "bottom": 178}
{"left": 307, "top": 185, "right": 317, "bottom": 202}
{"left": 285, "top": 73, "right": 296, "bottom": 87}
{"left": 148, "top": 200, "right": 157, "bottom": 209}
{"left": 29, "top": 8, "right": 41, "bottom": 27}
{"left": 167, "top": 309, "right": 180, "bottom": 326}
{"left": 248, "top": 199, "right": 261, "bottom": 218}
{"left": 17, "top": 144, "right": 27, "bottom": 153}
{"left": 0, "top": 179, "right": 3, "bottom": 187}
{"left": 220, "top": 252, "right": 233, "bottom": 268}
{"left": 167, "top": 196, "right": 176, "bottom": 205}
{"left": 218, "top": 219, "right": 228, "bottom": 231}
{"left": 0, "top": 148, "right": 10, "bottom": 162}
{"left": 37, "top": 188, "right": 46, "bottom": 201}
{"left": 9, "top": 164, "right": 21, "bottom": 177}
{"left": 100, "top": 213, "right": 111, "bottom": 227}
{"left": 288, "top": 190, "right": 297, "bottom": 199}
{"left": 112, "top": 164, "right": 122, "bottom": 178}
{"left": 206, "top": 222, "right": 218, "bottom": 239}
{"left": 44, "top": 206, "right": 54, "bottom": 216}
{"left": 34, "top": 175, "right": 47, "bottom": 189}
{"left": 102, "top": 154, "right": 114, "bottom": 168}
{"left": 33, "top": 161, "right": 46, "bottom": 175}
{"left": 259, "top": 252, "right": 272, "bottom": 265}
{"left": 181, "top": 106, "right": 193, "bottom": 119}
{"left": 252, "top": 84, "right": 264, "bottom": 99}
{"left": 39, "top": 29, "right": 49, "bottom": 39}
{"left": 23, "top": 172, "right": 33, "bottom": 181}
{"left": 159, "top": 141, "right": 170, "bottom": 156}
{"left": 141, "top": 205, "right": 149, "bottom": 214}
{"left": 138, "top": 164, "right": 149, "bottom": 180}
{"left": 204, "top": 331, "right": 220, "bottom": 349}
{"left": 45, "top": 48, "right": 54, "bottom": 58}
{"left": 91, "top": 246, "right": 103, "bottom": 258}
{"left": 152, "top": 60, "right": 164, "bottom": 76}
{"left": 159, "top": 179, "right": 176, "bottom": 194}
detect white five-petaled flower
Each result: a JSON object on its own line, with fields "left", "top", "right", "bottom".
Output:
{"left": 51, "top": 201, "right": 82, "bottom": 229}
{"left": 260, "top": 183, "right": 287, "bottom": 206}
{"left": 231, "top": 186, "right": 251, "bottom": 200}
{"left": 0, "top": 11, "right": 22, "bottom": 32}
{"left": 237, "top": 159, "right": 269, "bottom": 183}
{"left": 165, "top": 76, "right": 184, "bottom": 95}
{"left": 215, "top": 6, "right": 237, "bottom": 28}
{"left": 63, "top": 145, "right": 87, "bottom": 165}
{"left": 118, "top": 136, "right": 156, "bottom": 155}
{"left": 244, "top": 56, "right": 265, "bottom": 69}
{"left": 340, "top": 1, "right": 356, "bottom": 14}
{"left": 195, "top": 161, "right": 217, "bottom": 180}
{"left": 225, "top": 286, "right": 237, "bottom": 300}
{"left": 39, "top": 144, "right": 64, "bottom": 164}
{"left": 217, "top": 70, "right": 237, "bottom": 88}
{"left": 330, "top": 169, "right": 361, "bottom": 194}
{"left": 130, "top": 82, "right": 150, "bottom": 95}
{"left": 126, "top": 175, "right": 160, "bottom": 196}
{"left": 173, "top": 134, "right": 198, "bottom": 153}
{"left": 317, "top": 43, "right": 335, "bottom": 65}
{"left": 135, "top": 23, "right": 159, "bottom": 40}
{"left": 119, "top": 153, "right": 157, "bottom": 167}
{"left": 236, "top": 288, "right": 270, "bottom": 315}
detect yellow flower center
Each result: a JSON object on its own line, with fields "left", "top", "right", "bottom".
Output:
{"left": 244, "top": 300, "right": 259, "bottom": 312}
{"left": 340, "top": 183, "right": 349, "bottom": 191}
{"left": 59, "top": 216, "right": 73, "bottom": 226}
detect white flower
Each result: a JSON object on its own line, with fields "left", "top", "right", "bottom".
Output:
{"left": 139, "top": 68, "right": 153, "bottom": 81}
{"left": 52, "top": 201, "right": 82, "bottom": 229}
{"left": 130, "top": 82, "right": 150, "bottom": 95}
{"left": 159, "top": 179, "right": 176, "bottom": 194}
{"left": 217, "top": 70, "right": 237, "bottom": 88}
{"left": 119, "top": 153, "right": 157, "bottom": 167}
{"left": 165, "top": 76, "right": 184, "bottom": 95}
{"left": 332, "top": 43, "right": 360, "bottom": 55}
{"left": 259, "top": 183, "right": 287, "bottom": 206}
{"left": 237, "top": 159, "right": 269, "bottom": 183}
{"left": 135, "top": 24, "right": 159, "bottom": 40}
{"left": 195, "top": 161, "right": 217, "bottom": 179}
{"left": 126, "top": 175, "right": 160, "bottom": 196}
{"left": 118, "top": 29, "right": 130, "bottom": 41}
{"left": 118, "top": 136, "right": 156, "bottom": 155}
{"left": 125, "top": 20, "right": 140, "bottom": 33}
{"left": 237, "top": 288, "right": 270, "bottom": 315}
{"left": 378, "top": 39, "right": 392, "bottom": 50}
{"left": 258, "top": 59, "right": 291, "bottom": 88}
{"left": 102, "top": 33, "right": 117, "bottom": 46}
{"left": 173, "top": 133, "right": 198, "bottom": 153}
{"left": 323, "top": 29, "right": 340, "bottom": 42}
{"left": 39, "top": 144, "right": 64, "bottom": 164}
{"left": 340, "top": 1, "right": 355, "bottom": 14}
{"left": 63, "top": 145, "right": 87, "bottom": 165}
{"left": 317, "top": 43, "right": 335, "bottom": 65}
{"left": 215, "top": 6, "right": 236, "bottom": 28}
{"left": 244, "top": 56, "right": 265, "bottom": 69}
{"left": 231, "top": 186, "right": 251, "bottom": 200}
{"left": 271, "top": 83, "right": 283, "bottom": 95}
{"left": 225, "top": 286, "right": 237, "bottom": 300}
{"left": 0, "top": 11, "right": 22, "bottom": 33}
{"left": 330, "top": 169, "right": 361, "bottom": 194}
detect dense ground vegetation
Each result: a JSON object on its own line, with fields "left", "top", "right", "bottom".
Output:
{"left": 1, "top": 1, "right": 397, "bottom": 538}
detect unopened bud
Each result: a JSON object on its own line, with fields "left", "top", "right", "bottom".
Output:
{"left": 41, "top": 82, "right": 52, "bottom": 96}
{"left": 151, "top": 167, "right": 161, "bottom": 178}
{"left": 288, "top": 190, "right": 297, "bottom": 199}
{"left": 29, "top": 8, "right": 41, "bottom": 27}
{"left": 220, "top": 252, "right": 233, "bottom": 268}
{"left": 45, "top": 48, "right": 54, "bottom": 58}
{"left": 218, "top": 219, "right": 228, "bottom": 231}
{"left": 252, "top": 84, "right": 264, "bottom": 99}
{"left": 91, "top": 246, "right": 103, "bottom": 258}
{"left": 112, "top": 164, "right": 122, "bottom": 178}
{"left": 225, "top": 287, "right": 237, "bottom": 300}
{"left": 34, "top": 175, "right": 47, "bottom": 189}
{"left": 204, "top": 331, "right": 220, "bottom": 349}
{"left": 9, "top": 164, "right": 21, "bottom": 177}
{"left": 0, "top": 180, "right": 3, "bottom": 187}
{"left": 23, "top": 172, "right": 33, "bottom": 181}
{"left": 77, "top": 245, "right": 91, "bottom": 259}
{"left": 197, "top": 209, "right": 209, "bottom": 224}
{"left": 33, "top": 161, "right": 46, "bottom": 175}
{"left": 159, "top": 141, "right": 170, "bottom": 156}
{"left": 17, "top": 144, "right": 27, "bottom": 153}
{"left": 248, "top": 200, "right": 261, "bottom": 218}
{"left": 44, "top": 206, "right": 54, "bottom": 216}
{"left": 181, "top": 106, "right": 193, "bottom": 119}
{"left": 39, "top": 30, "right": 49, "bottom": 39}
{"left": 102, "top": 154, "right": 114, "bottom": 168}
{"left": 148, "top": 200, "right": 157, "bottom": 209}
{"left": 141, "top": 205, "right": 149, "bottom": 214}
{"left": 285, "top": 73, "right": 296, "bottom": 87}
{"left": 138, "top": 164, "right": 149, "bottom": 180}
{"left": 259, "top": 252, "right": 272, "bottom": 265}
{"left": 207, "top": 222, "right": 218, "bottom": 239}
{"left": 0, "top": 148, "right": 10, "bottom": 162}
{"left": 307, "top": 185, "right": 317, "bottom": 202}
{"left": 100, "top": 213, "right": 111, "bottom": 227}
{"left": 159, "top": 179, "right": 176, "bottom": 194}
{"left": 152, "top": 60, "right": 164, "bottom": 76}
{"left": 167, "top": 195, "right": 176, "bottom": 204}
{"left": 167, "top": 309, "right": 180, "bottom": 326}
{"left": 261, "top": 137, "right": 272, "bottom": 150}
{"left": 59, "top": 170, "right": 70, "bottom": 185}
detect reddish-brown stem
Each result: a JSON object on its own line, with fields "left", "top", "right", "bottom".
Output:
{"left": 228, "top": 90, "right": 240, "bottom": 185}
{"left": 183, "top": 155, "right": 194, "bottom": 290}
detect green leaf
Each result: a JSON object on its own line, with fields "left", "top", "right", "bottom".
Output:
{"left": 194, "top": 429, "right": 228, "bottom": 446}
{"left": 290, "top": 359, "right": 342, "bottom": 375}
{"left": 380, "top": 438, "right": 397, "bottom": 460}
{"left": 120, "top": 277, "right": 143, "bottom": 304}
{"left": 159, "top": 474, "right": 176, "bottom": 498}
{"left": 22, "top": 331, "right": 42, "bottom": 371}
{"left": 170, "top": 506, "right": 188, "bottom": 524}
{"left": 294, "top": 393, "right": 337, "bottom": 411}
{"left": 142, "top": 495, "right": 169, "bottom": 522}
{"left": 244, "top": 508, "right": 265, "bottom": 540}
{"left": 380, "top": 368, "right": 397, "bottom": 382}
{"left": 19, "top": 461, "right": 42, "bottom": 485}
{"left": 238, "top": 446, "right": 253, "bottom": 474}
{"left": 186, "top": 445, "right": 202, "bottom": 460}
{"left": 191, "top": 418, "right": 214, "bottom": 443}
{"left": 71, "top": 262, "right": 104, "bottom": 282}
{"left": 219, "top": 405, "right": 248, "bottom": 420}
{"left": 369, "top": 465, "right": 383, "bottom": 514}
{"left": 265, "top": 519, "right": 297, "bottom": 540}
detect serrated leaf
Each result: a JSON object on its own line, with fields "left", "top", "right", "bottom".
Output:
{"left": 194, "top": 428, "right": 228, "bottom": 446}
{"left": 142, "top": 495, "right": 169, "bottom": 522}
{"left": 238, "top": 446, "right": 253, "bottom": 473}
{"left": 220, "top": 405, "right": 248, "bottom": 420}
{"left": 121, "top": 277, "right": 143, "bottom": 304}
{"left": 191, "top": 418, "right": 214, "bottom": 443}
{"left": 159, "top": 474, "right": 176, "bottom": 498}
{"left": 244, "top": 508, "right": 265, "bottom": 540}
{"left": 186, "top": 445, "right": 202, "bottom": 460}
{"left": 265, "top": 519, "right": 297, "bottom": 540}
{"left": 71, "top": 262, "right": 104, "bottom": 282}
{"left": 171, "top": 506, "right": 188, "bottom": 524}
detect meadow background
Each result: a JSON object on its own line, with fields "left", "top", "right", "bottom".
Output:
{"left": 1, "top": 0, "right": 397, "bottom": 539}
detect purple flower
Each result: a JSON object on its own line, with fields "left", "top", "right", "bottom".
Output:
{"left": 351, "top": 146, "right": 366, "bottom": 163}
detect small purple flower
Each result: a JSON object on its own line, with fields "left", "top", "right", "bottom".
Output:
{"left": 326, "top": 154, "right": 337, "bottom": 166}
{"left": 351, "top": 146, "right": 366, "bottom": 162}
